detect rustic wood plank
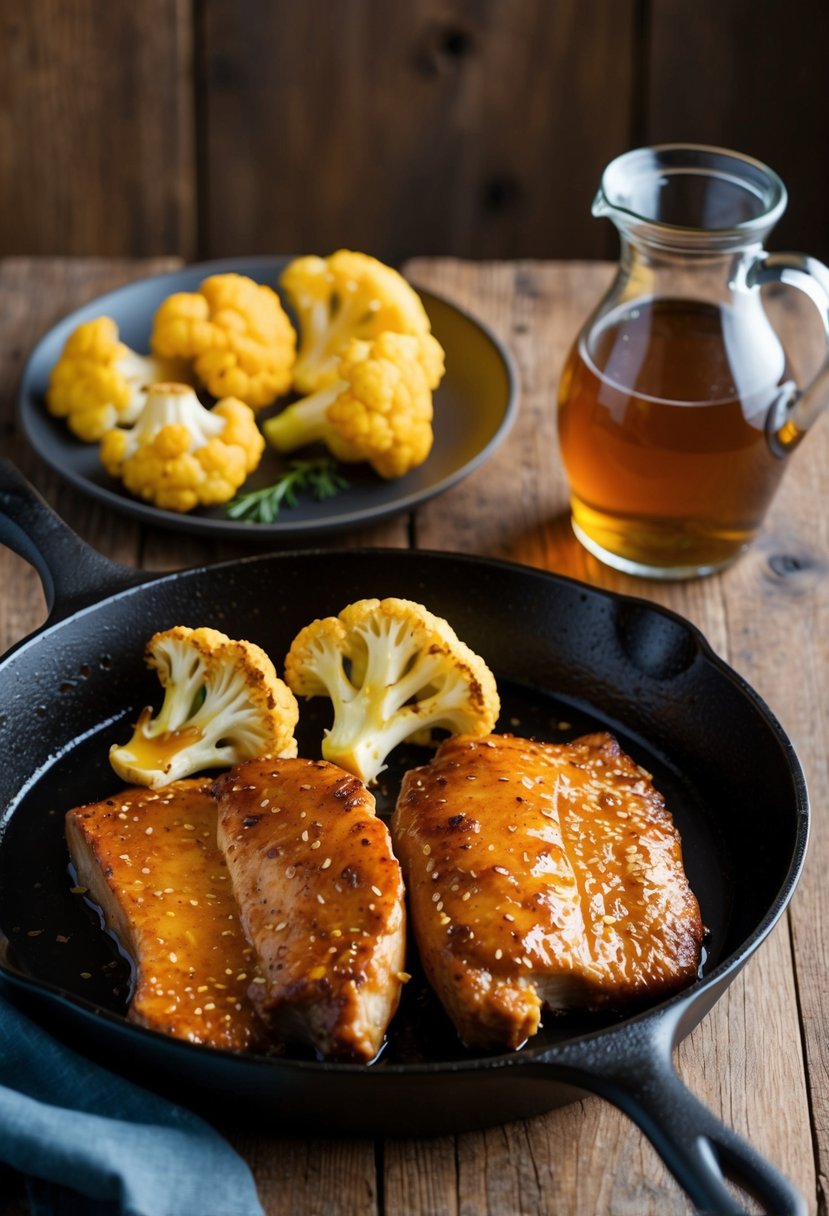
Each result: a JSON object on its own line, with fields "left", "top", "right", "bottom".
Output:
{"left": 224, "top": 1134, "right": 378, "bottom": 1216}
{"left": 0, "top": 1, "right": 195, "bottom": 258}
{"left": 200, "top": 0, "right": 635, "bottom": 264}
{"left": 399, "top": 257, "right": 821, "bottom": 1213}
{"left": 646, "top": 0, "right": 829, "bottom": 264}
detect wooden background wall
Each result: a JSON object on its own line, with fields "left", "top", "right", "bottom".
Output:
{"left": 2, "top": 0, "right": 827, "bottom": 266}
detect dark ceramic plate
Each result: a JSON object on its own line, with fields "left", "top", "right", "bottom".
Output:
{"left": 18, "top": 256, "right": 518, "bottom": 539}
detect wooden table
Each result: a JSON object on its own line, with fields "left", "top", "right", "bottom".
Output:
{"left": 0, "top": 256, "right": 826, "bottom": 1215}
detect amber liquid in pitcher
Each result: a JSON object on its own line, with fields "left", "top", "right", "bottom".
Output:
{"left": 557, "top": 297, "right": 790, "bottom": 575}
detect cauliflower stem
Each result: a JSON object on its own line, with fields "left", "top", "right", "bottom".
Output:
{"left": 264, "top": 331, "right": 444, "bottom": 479}
{"left": 284, "top": 599, "right": 500, "bottom": 785}
{"left": 100, "top": 382, "right": 264, "bottom": 512}
{"left": 110, "top": 626, "right": 298, "bottom": 789}
{"left": 280, "top": 250, "right": 434, "bottom": 394}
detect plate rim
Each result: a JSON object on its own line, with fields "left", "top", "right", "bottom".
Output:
{"left": 17, "top": 255, "right": 519, "bottom": 539}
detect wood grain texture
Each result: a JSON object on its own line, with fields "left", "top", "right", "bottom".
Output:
{"left": 0, "top": 1, "right": 195, "bottom": 257}
{"left": 646, "top": 0, "right": 829, "bottom": 263}
{"left": 200, "top": 0, "right": 634, "bottom": 264}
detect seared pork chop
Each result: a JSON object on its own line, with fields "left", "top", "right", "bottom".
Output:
{"left": 213, "top": 757, "right": 406, "bottom": 1062}
{"left": 65, "top": 779, "right": 267, "bottom": 1051}
{"left": 392, "top": 732, "right": 703, "bottom": 1050}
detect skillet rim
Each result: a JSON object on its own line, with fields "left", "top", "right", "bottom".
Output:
{"left": 0, "top": 547, "right": 811, "bottom": 1076}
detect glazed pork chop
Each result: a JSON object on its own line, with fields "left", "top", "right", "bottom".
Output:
{"left": 65, "top": 779, "right": 267, "bottom": 1052}
{"left": 213, "top": 757, "right": 406, "bottom": 1062}
{"left": 392, "top": 732, "right": 703, "bottom": 1051}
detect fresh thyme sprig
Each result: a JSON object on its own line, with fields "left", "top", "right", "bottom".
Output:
{"left": 226, "top": 457, "right": 349, "bottom": 524}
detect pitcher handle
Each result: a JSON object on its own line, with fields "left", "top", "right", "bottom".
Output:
{"left": 747, "top": 251, "right": 829, "bottom": 454}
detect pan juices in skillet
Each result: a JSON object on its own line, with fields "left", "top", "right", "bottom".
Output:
{"left": 391, "top": 732, "right": 704, "bottom": 1051}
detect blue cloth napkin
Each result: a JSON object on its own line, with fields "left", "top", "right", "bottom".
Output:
{"left": 0, "top": 996, "right": 264, "bottom": 1216}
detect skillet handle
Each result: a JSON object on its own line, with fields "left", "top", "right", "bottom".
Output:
{"left": 538, "top": 1006, "right": 806, "bottom": 1216}
{"left": 0, "top": 458, "right": 149, "bottom": 625}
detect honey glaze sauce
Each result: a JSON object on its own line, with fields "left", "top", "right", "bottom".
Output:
{"left": 558, "top": 297, "right": 791, "bottom": 568}
{"left": 65, "top": 779, "right": 272, "bottom": 1053}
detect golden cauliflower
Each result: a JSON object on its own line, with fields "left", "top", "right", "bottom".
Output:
{"left": 284, "top": 597, "right": 500, "bottom": 785}
{"left": 280, "top": 250, "right": 435, "bottom": 394}
{"left": 100, "top": 382, "right": 264, "bottom": 513}
{"left": 46, "top": 316, "right": 190, "bottom": 442}
{"left": 262, "top": 330, "right": 445, "bottom": 479}
{"left": 151, "top": 273, "right": 296, "bottom": 408}
{"left": 110, "top": 625, "right": 299, "bottom": 789}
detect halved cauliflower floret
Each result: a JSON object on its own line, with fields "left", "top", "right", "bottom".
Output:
{"left": 46, "top": 316, "right": 191, "bottom": 442}
{"left": 280, "top": 250, "right": 434, "bottom": 394}
{"left": 263, "top": 331, "right": 445, "bottom": 479}
{"left": 151, "top": 273, "right": 296, "bottom": 408}
{"left": 110, "top": 626, "right": 299, "bottom": 789}
{"left": 284, "top": 598, "right": 500, "bottom": 785}
{"left": 100, "top": 382, "right": 264, "bottom": 512}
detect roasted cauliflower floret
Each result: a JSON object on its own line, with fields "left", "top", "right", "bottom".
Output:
{"left": 280, "top": 250, "right": 434, "bottom": 394}
{"left": 46, "top": 316, "right": 190, "bottom": 442}
{"left": 151, "top": 273, "right": 296, "bottom": 408}
{"left": 263, "top": 331, "right": 445, "bottom": 479}
{"left": 284, "top": 598, "right": 500, "bottom": 786}
{"left": 100, "top": 382, "right": 264, "bottom": 513}
{"left": 110, "top": 626, "right": 299, "bottom": 789}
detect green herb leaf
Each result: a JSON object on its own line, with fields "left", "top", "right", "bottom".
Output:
{"left": 226, "top": 458, "right": 349, "bottom": 524}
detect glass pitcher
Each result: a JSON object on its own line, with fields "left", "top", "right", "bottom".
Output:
{"left": 557, "top": 144, "right": 829, "bottom": 579}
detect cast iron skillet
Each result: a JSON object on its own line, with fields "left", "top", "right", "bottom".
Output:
{"left": 0, "top": 460, "right": 809, "bottom": 1215}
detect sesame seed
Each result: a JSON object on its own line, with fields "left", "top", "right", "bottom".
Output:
{"left": 145, "top": 826, "right": 153, "bottom": 835}
{"left": 371, "top": 885, "right": 382, "bottom": 897}
{"left": 310, "top": 840, "right": 321, "bottom": 850}
{"left": 317, "top": 894, "right": 325, "bottom": 904}
{"left": 321, "top": 858, "right": 332, "bottom": 870}
{"left": 275, "top": 922, "right": 287, "bottom": 931}
{"left": 285, "top": 865, "right": 296, "bottom": 878}
{"left": 495, "top": 948, "right": 503, "bottom": 960}
{"left": 301, "top": 830, "right": 309, "bottom": 842}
